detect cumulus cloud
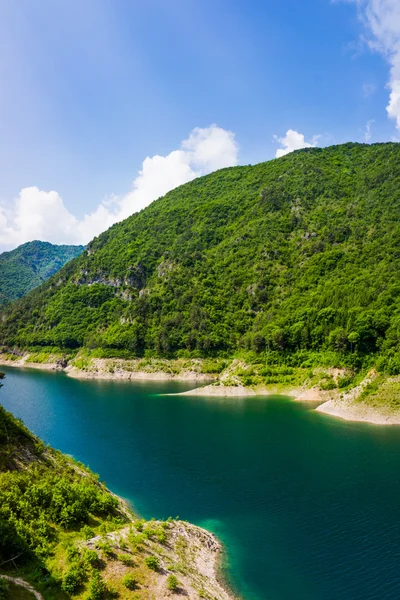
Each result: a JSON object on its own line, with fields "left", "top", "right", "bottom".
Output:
{"left": 345, "top": 0, "right": 400, "bottom": 128}
{"left": 0, "top": 125, "right": 238, "bottom": 248}
{"left": 274, "top": 129, "right": 318, "bottom": 158}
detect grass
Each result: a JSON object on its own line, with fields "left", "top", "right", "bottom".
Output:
{"left": 357, "top": 376, "right": 400, "bottom": 411}
{"left": 1, "top": 581, "right": 37, "bottom": 599}
{"left": 25, "top": 352, "right": 61, "bottom": 364}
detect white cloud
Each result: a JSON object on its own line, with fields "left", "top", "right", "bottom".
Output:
{"left": 364, "top": 118, "right": 375, "bottom": 142}
{"left": 0, "top": 125, "right": 238, "bottom": 248}
{"left": 344, "top": 0, "right": 400, "bottom": 128}
{"left": 274, "top": 129, "right": 318, "bottom": 158}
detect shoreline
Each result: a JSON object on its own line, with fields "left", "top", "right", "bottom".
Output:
{"left": 87, "top": 519, "right": 239, "bottom": 600}
{"left": 110, "top": 490, "right": 236, "bottom": 598}
{"left": 0, "top": 409, "right": 237, "bottom": 600}
{"left": 80, "top": 474, "right": 238, "bottom": 600}
{"left": 0, "top": 354, "right": 215, "bottom": 382}
{"left": 315, "top": 399, "right": 400, "bottom": 425}
{"left": 1, "top": 354, "right": 399, "bottom": 426}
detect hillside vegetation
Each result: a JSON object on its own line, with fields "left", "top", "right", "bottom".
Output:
{"left": 0, "top": 374, "right": 231, "bottom": 599}
{"left": 1, "top": 143, "right": 400, "bottom": 376}
{"left": 0, "top": 241, "right": 84, "bottom": 305}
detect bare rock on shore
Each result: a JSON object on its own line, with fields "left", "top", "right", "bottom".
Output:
{"left": 179, "top": 384, "right": 257, "bottom": 397}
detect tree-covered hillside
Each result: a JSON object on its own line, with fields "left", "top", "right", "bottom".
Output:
{"left": 1, "top": 143, "right": 400, "bottom": 373}
{"left": 0, "top": 241, "right": 84, "bottom": 305}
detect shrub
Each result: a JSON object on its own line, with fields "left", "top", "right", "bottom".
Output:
{"left": 118, "top": 553, "right": 134, "bottom": 566}
{"left": 157, "top": 531, "right": 167, "bottom": 544}
{"left": 66, "top": 545, "right": 80, "bottom": 563}
{"left": 62, "top": 565, "right": 84, "bottom": 593}
{"left": 337, "top": 375, "right": 353, "bottom": 389}
{"left": 81, "top": 524, "right": 95, "bottom": 540}
{"left": 319, "top": 378, "right": 337, "bottom": 391}
{"left": 83, "top": 549, "right": 100, "bottom": 568}
{"left": 144, "top": 556, "right": 159, "bottom": 570}
{"left": 167, "top": 574, "right": 179, "bottom": 591}
{"left": 87, "top": 570, "right": 106, "bottom": 600}
{"left": 133, "top": 519, "right": 144, "bottom": 531}
{"left": 129, "top": 532, "right": 145, "bottom": 550}
{"left": 202, "top": 360, "right": 227, "bottom": 374}
{"left": 96, "top": 541, "right": 114, "bottom": 557}
{"left": 0, "top": 578, "right": 9, "bottom": 600}
{"left": 122, "top": 574, "right": 137, "bottom": 590}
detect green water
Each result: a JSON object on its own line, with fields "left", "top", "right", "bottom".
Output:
{"left": 1, "top": 367, "right": 400, "bottom": 599}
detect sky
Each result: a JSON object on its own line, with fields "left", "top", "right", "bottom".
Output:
{"left": 0, "top": 0, "right": 399, "bottom": 250}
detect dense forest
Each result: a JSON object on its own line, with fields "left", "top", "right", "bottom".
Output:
{"left": 0, "top": 241, "right": 84, "bottom": 305}
{"left": 1, "top": 143, "right": 400, "bottom": 374}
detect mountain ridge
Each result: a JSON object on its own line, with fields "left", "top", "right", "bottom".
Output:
{"left": 0, "top": 240, "right": 84, "bottom": 305}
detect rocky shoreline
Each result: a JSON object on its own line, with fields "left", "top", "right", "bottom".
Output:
{"left": 85, "top": 519, "right": 237, "bottom": 600}
{"left": 0, "top": 354, "right": 215, "bottom": 382}
{"left": 1, "top": 353, "right": 400, "bottom": 426}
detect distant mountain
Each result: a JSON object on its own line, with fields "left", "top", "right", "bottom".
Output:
{"left": 0, "top": 240, "right": 84, "bottom": 305}
{"left": 1, "top": 143, "right": 400, "bottom": 374}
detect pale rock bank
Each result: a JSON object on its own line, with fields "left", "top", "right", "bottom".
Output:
{"left": 2, "top": 353, "right": 400, "bottom": 426}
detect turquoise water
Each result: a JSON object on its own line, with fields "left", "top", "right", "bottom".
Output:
{"left": 1, "top": 367, "right": 400, "bottom": 599}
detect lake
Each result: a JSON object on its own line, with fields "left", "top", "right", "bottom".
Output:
{"left": 1, "top": 366, "right": 400, "bottom": 599}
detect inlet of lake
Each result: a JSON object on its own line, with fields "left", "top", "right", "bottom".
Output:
{"left": 1, "top": 366, "right": 400, "bottom": 600}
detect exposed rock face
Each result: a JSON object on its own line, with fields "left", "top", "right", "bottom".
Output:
{"left": 55, "top": 357, "right": 68, "bottom": 369}
{"left": 76, "top": 263, "right": 147, "bottom": 290}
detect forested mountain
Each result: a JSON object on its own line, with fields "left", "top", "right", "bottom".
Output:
{"left": 0, "top": 241, "right": 84, "bottom": 305}
{"left": 1, "top": 143, "right": 400, "bottom": 373}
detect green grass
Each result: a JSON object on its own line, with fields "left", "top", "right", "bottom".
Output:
{"left": 357, "top": 376, "right": 400, "bottom": 411}
{"left": 0, "top": 581, "right": 37, "bottom": 599}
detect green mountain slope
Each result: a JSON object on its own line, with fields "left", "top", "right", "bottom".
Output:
{"left": 0, "top": 241, "right": 84, "bottom": 305}
{"left": 1, "top": 142, "right": 400, "bottom": 373}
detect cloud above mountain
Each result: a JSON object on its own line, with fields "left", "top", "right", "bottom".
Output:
{"left": 0, "top": 125, "right": 238, "bottom": 247}
{"left": 274, "top": 129, "right": 318, "bottom": 158}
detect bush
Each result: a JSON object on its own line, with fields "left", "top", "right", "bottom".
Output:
{"left": 319, "top": 378, "right": 337, "bottom": 391}
{"left": 157, "top": 531, "right": 167, "bottom": 544}
{"left": 62, "top": 565, "right": 84, "bottom": 593}
{"left": 202, "top": 360, "right": 227, "bottom": 374}
{"left": 66, "top": 545, "right": 80, "bottom": 563}
{"left": 144, "top": 556, "right": 159, "bottom": 571}
{"left": 337, "top": 375, "right": 353, "bottom": 389}
{"left": 83, "top": 549, "right": 100, "bottom": 568}
{"left": 133, "top": 519, "right": 144, "bottom": 531}
{"left": 96, "top": 541, "right": 114, "bottom": 557}
{"left": 0, "top": 578, "right": 9, "bottom": 600}
{"left": 87, "top": 570, "right": 106, "bottom": 600}
{"left": 118, "top": 553, "right": 134, "bottom": 566}
{"left": 81, "top": 524, "right": 95, "bottom": 540}
{"left": 129, "top": 532, "right": 145, "bottom": 550}
{"left": 122, "top": 574, "right": 137, "bottom": 590}
{"left": 166, "top": 574, "right": 179, "bottom": 591}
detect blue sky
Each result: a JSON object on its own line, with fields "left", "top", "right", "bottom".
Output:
{"left": 0, "top": 0, "right": 399, "bottom": 248}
